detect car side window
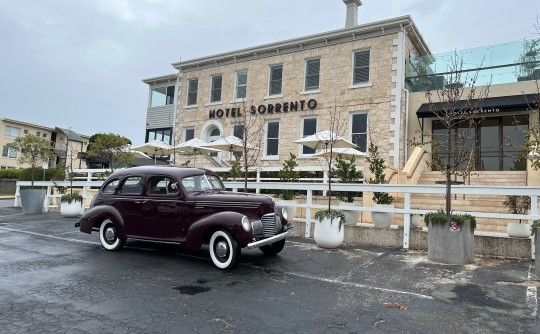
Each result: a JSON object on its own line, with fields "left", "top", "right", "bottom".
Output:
{"left": 102, "top": 179, "right": 119, "bottom": 194}
{"left": 148, "top": 176, "right": 179, "bottom": 196}
{"left": 119, "top": 176, "right": 143, "bottom": 195}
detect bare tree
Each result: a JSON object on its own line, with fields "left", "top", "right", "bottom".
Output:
{"left": 416, "top": 54, "right": 490, "bottom": 216}
{"left": 235, "top": 100, "right": 266, "bottom": 192}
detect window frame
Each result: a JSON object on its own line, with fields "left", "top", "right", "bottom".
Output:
{"left": 300, "top": 117, "right": 317, "bottom": 156}
{"left": 268, "top": 64, "right": 283, "bottom": 97}
{"left": 2, "top": 146, "right": 17, "bottom": 159}
{"left": 184, "top": 127, "right": 195, "bottom": 142}
{"left": 149, "top": 85, "right": 175, "bottom": 108}
{"left": 303, "top": 58, "right": 321, "bottom": 92}
{"left": 351, "top": 49, "right": 371, "bottom": 87}
{"left": 234, "top": 70, "right": 248, "bottom": 102}
{"left": 186, "top": 78, "right": 198, "bottom": 107}
{"left": 349, "top": 112, "right": 368, "bottom": 153}
{"left": 209, "top": 75, "right": 223, "bottom": 104}
{"left": 4, "top": 125, "right": 20, "bottom": 139}
{"left": 265, "top": 120, "right": 280, "bottom": 158}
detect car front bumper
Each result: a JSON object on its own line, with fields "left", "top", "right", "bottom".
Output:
{"left": 246, "top": 227, "right": 295, "bottom": 250}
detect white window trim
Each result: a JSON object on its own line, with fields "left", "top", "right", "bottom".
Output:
{"left": 299, "top": 116, "right": 318, "bottom": 157}
{"left": 2, "top": 146, "right": 17, "bottom": 159}
{"left": 302, "top": 57, "right": 321, "bottom": 93}
{"left": 148, "top": 84, "right": 175, "bottom": 109}
{"left": 4, "top": 125, "right": 20, "bottom": 139}
{"left": 233, "top": 70, "right": 248, "bottom": 102}
{"left": 267, "top": 64, "right": 283, "bottom": 98}
{"left": 264, "top": 120, "right": 280, "bottom": 158}
{"left": 186, "top": 78, "right": 199, "bottom": 107}
{"left": 350, "top": 49, "right": 371, "bottom": 88}
{"left": 349, "top": 111, "right": 369, "bottom": 152}
{"left": 209, "top": 75, "right": 223, "bottom": 104}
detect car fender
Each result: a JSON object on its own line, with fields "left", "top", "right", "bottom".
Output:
{"left": 78, "top": 205, "right": 126, "bottom": 239}
{"left": 185, "top": 211, "right": 252, "bottom": 249}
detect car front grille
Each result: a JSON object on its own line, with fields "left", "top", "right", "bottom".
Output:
{"left": 251, "top": 213, "right": 282, "bottom": 238}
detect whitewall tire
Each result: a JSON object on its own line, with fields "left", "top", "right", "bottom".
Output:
{"left": 209, "top": 230, "right": 240, "bottom": 270}
{"left": 99, "top": 219, "right": 125, "bottom": 251}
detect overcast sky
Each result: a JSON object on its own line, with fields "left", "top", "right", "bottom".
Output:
{"left": 1, "top": 0, "right": 539, "bottom": 146}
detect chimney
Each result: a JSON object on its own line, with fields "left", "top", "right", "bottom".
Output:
{"left": 343, "top": 0, "right": 362, "bottom": 28}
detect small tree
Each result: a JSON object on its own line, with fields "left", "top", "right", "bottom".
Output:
{"left": 7, "top": 134, "right": 51, "bottom": 188}
{"left": 278, "top": 153, "right": 300, "bottom": 200}
{"left": 86, "top": 133, "right": 133, "bottom": 171}
{"left": 332, "top": 155, "right": 363, "bottom": 203}
{"left": 366, "top": 142, "right": 393, "bottom": 204}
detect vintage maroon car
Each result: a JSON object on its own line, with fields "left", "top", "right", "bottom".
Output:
{"left": 76, "top": 166, "right": 294, "bottom": 270}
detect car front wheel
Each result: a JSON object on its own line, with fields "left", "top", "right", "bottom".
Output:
{"left": 209, "top": 229, "right": 240, "bottom": 270}
{"left": 99, "top": 219, "right": 125, "bottom": 251}
{"left": 259, "top": 239, "right": 286, "bottom": 256}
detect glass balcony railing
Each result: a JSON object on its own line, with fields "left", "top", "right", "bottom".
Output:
{"left": 406, "top": 38, "right": 540, "bottom": 92}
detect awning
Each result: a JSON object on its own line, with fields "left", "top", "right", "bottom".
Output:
{"left": 416, "top": 94, "right": 538, "bottom": 118}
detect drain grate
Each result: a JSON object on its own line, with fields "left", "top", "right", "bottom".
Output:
{"left": 173, "top": 285, "right": 211, "bottom": 295}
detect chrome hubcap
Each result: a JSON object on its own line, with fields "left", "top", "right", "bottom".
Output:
{"left": 216, "top": 240, "right": 228, "bottom": 259}
{"left": 105, "top": 227, "right": 116, "bottom": 242}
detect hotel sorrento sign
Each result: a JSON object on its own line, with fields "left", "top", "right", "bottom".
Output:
{"left": 209, "top": 99, "right": 318, "bottom": 119}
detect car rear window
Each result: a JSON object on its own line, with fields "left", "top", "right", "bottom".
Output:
{"left": 148, "top": 176, "right": 179, "bottom": 196}
{"left": 119, "top": 176, "right": 143, "bottom": 195}
{"left": 102, "top": 179, "right": 119, "bottom": 194}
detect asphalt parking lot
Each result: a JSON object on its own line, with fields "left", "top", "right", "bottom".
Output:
{"left": 1, "top": 203, "right": 539, "bottom": 333}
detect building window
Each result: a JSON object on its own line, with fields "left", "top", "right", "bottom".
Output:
{"left": 352, "top": 50, "right": 370, "bottom": 85}
{"left": 42, "top": 133, "right": 47, "bottom": 138}
{"left": 36, "top": 131, "right": 41, "bottom": 137}
{"left": 268, "top": 65, "right": 283, "bottom": 96}
{"left": 187, "top": 79, "right": 198, "bottom": 106}
{"left": 146, "top": 128, "right": 172, "bottom": 145}
{"left": 2, "top": 146, "right": 17, "bottom": 159}
{"left": 231, "top": 124, "right": 245, "bottom": 159}
{"left": 266, "top": 121, "right": 280, "bottom": 156}
{"left": 4, "top": 126, "right": 20, "bottom": 138}
{"left": 304, "top": 58, "right": 320, "bottom": 91}
{"left": 150, "top": 85, "right": 175, "bottom": 108}
{"left": 351, "top": 113, "right": 368, "bottom": 152}
{"left": 234, "top": 71, "right": 248, "bottom": 100}
{"left": 184, "top": 128, "right": 195, "bottom": 142}
{"left": 301, "top": 117, "right": 317, "bottom": 155}
{"left": 210, "top": 75, "right": 222, "bottom": 103}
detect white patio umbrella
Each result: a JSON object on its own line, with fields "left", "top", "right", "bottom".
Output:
{"left": 176, "top": 138, "right": 223, "bottom": 166}
{"left": 313, "top": 147, "right": 367, "bottom": 160}
{"left": 202, "top": 135, "right": 258, "bottom": 155}
{"left": 294, "top": 130, "right": 356, "bottom": 150}
{"left": 131, "top": 140, "right": 174, "bottom": 165}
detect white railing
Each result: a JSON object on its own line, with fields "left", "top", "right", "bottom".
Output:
{"left": 14, "top": 181, "right": 103, "bottom": 211}
{"left": 14, "top": 178, "right": 540, "bottom": 256}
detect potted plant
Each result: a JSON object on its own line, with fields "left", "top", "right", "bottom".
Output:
{"left": 410, "top": 208, "right": 422, "bottom": 229}
{"left": 314, "top": 209, "right": 345, "bottom": 249}
{"left": 333, "top": 155, "right": 363, "bottom": 225}
{"left": 277, "top": 153, "right": 300, "bottom": 222}
{"left": 7, "top": 134, "right": 51, "bottom": 214}
{"left": 503, "top": 195, "right": 531, "bottom": 238}
{"left": 60, "top": 193, "right": 84, "bottom": 217}
{"left": 366, "top": 142, "right": 394, "bottom": 228}
{"left": 424, "top": 210, "right": 476, "bottom": 264}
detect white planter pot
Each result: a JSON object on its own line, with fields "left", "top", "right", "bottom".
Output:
{"left": 507, "top": 222, "right": 530, "bottom": 238}
{"left": 411, "top": 214, "right": 420, "bottom": 229}
{"left": 277, "top": 200, "right": 297, "bottom": 222}
{"left": 60, "top": 201, "right": 83, "bottom": 217}
{"left": 340, "top": 201, "right": 360, "bottom": 225}
{"left": 371, "top": 204, "right": 394, "bottom": 228}
{"left": 314, "top": 216, "right": 344, "bottom": 249}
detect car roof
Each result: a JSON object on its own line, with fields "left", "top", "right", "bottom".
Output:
{"left": 108, "top": 166, "right": 216, "bottom": 179}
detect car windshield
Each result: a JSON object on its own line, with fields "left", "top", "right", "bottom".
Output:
{"left": 181, "top": 174, "right": 225, "bottom": 192}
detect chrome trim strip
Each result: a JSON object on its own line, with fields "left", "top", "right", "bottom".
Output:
{"left": 246, "top": 228, "right": 295, "bottom": 250}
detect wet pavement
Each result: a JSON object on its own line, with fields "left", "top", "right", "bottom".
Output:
{"left": 0, "top": 206, "right": 539, "bottom": 333}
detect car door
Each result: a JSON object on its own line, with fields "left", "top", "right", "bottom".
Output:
{"left": 115, "top": 175, "right": 147, "bottom": 238}
{"left": 141, "top": 175, "right": 187, "bottom": 240}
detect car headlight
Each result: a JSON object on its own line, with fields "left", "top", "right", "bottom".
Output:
{"left": 281, "top": 207, "right": 288, "bottom": 221}
{"left": 241, "top": 216, "right": 251, "bottom": 232}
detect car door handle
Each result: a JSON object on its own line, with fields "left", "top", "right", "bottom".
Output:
{"left": 135, "top": 200, "right": 148, "bottom": 204}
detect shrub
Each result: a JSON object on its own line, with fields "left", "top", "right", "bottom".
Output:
{"left": 0, "top": 169, "right": 21, "bottom": 180}
{"left": 60, "top": 193, "right": 84, "bottom": 204}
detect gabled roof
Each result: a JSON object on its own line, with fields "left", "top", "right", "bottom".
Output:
{"left": 56, "top": 127, "right": 84, "bottom": 142}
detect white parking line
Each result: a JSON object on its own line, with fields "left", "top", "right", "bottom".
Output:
{"left": 527, "top": 263, "right": 538, "bottom": 317}
{"left": 285, "top": 271, "right": 434, "bottom": 300}
{"left": 0, "top": 226, "right": 99, "bottom": 245}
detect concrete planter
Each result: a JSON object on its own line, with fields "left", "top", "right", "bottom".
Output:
{"left": 371, "top": 204, "right": 394, "bottom": 228}
{"left": 19, "top": 189, "right": 46, "bottom": 214}
{"left": 60, "top": 201, "right": 83, "bottom": 217}
{"left": 277, "top": 200, "right": 297, "bottom": 222}
{"left": 428, "top": 219, "right": 474, "bottom": 264}
{"left": 507, "top": 223, "right": 530, "bottom": 238}
{"left": 314, "top": 216, "right": 344, "bottom": 249}
{"left": 340, "top": 201, "right": 360, "bottom": 225}
{"left": 536, "top": 233, "right": 540, "bottom": 275}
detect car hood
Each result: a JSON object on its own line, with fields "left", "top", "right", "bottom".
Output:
{"left": 188, "top": 190, "right": 275, "bottom": 205}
